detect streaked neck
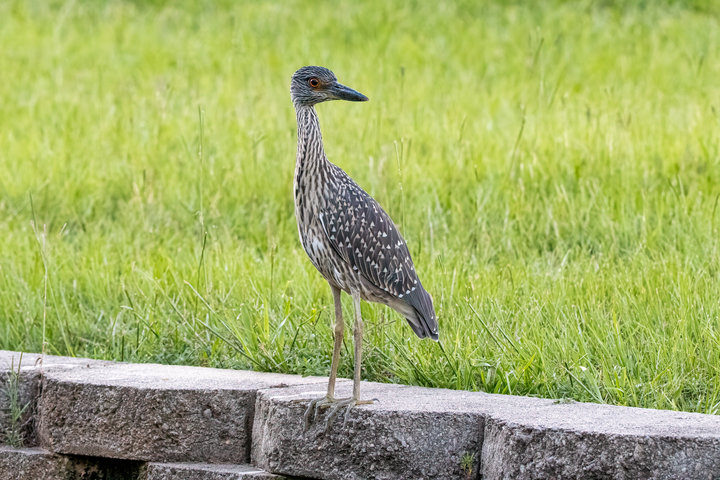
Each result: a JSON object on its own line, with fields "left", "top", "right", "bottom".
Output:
{"left": 295, "top": 105, "right": 327, "bottom": 171}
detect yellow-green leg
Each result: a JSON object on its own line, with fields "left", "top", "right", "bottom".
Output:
{"left": 322, "top": 290, "right": 376, "bottom": 429}
{"left": 351, "top": 289, "right": 365, "bottom": 400}
{"left": 303, "top": 287, "right": 376, "bottom": 431}
{"left": 327, "top": 285, "right": 344, "bottom": 399}
{"left": 303, "top": 284, "right": 345, "bottom": 429}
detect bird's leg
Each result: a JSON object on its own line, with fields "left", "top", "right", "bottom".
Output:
{"left": 303, "top": 284, "right": 345, "bottom": 429}
{"left": 321, "top": 291, "right": 377, "bottom": 431}
{"left": 350, "top": 291, "right": 377, "bottom": 412}
{"left": 351, "top": 290, "right": 364, "bottom": 400}
{"left": 327, "top": 284, "right": 344, "bottom": 399}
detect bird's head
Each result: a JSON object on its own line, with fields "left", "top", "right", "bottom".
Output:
{"left": 291, "top": 66, "right": 368, "bottom": 107}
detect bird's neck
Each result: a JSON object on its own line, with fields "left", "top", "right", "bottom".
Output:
{"left": 295, "top": 105, "right": 329, "bottom": 177}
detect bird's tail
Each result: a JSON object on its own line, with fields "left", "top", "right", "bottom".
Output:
{"left": 403, "top": 284, "right": 439, "bottom": 341}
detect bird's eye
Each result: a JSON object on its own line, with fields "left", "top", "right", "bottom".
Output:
{"left": 308, "top": 78, "right": 320, "bottom": 88}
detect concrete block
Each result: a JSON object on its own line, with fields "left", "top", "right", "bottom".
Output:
{"left": 144, "top": 462, "right": 288, "bottom": 480}
{"left": 251, "top": 381, "right": 485, "bottom": 480}
{"left": 1, "top": 350, "right": 102, "bottom": 446}
{"left": 38, "top": 361, "right": 325, "bottom": 463}
{"left": 252, "top": 380, "right": 720, "bottom": 480}
{"left": 4, "top": 350, "right": 718, "bottom": 480}
{"left": 481, "top": 400, "right": 720, "bottom": 480}
{"left": 0, "top": 446, "right": 69, "bottom": 480}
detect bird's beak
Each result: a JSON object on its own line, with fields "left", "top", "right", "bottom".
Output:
{"left": 330, "top": 82, "right": 369, "bottom": 102}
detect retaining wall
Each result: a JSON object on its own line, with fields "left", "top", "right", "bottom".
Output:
{"left": 1, "top": 350, "right": 719, "bottom": 479}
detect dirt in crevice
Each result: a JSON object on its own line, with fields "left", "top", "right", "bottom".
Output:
{"left": 64, "top": 455, "right": 145, "bottom": 480}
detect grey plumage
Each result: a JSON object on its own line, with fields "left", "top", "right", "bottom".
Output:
{"left": 292, "top": 66, "right": 438, "bottom": 340}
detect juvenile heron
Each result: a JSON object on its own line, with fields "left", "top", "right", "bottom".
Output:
{"left": 291, "top": 66, "right": 438, "bottom": 426}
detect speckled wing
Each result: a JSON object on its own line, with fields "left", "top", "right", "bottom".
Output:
{"left": 318, "top": 167, "right": 438, "bottom": 339}
{"left": 319, "top": 171, "right": 416, "bottom": 293}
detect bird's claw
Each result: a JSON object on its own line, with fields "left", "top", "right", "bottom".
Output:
{"left": 303, "top": 396, "right": 378, "bottom": 432}
{"left": 323, "top": 397, "right": 377, "bottom": 432}
{"left": 303, "top": 396, "right": 329, "bottom": 430}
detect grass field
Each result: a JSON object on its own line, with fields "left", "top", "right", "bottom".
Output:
{"left": 1, "top": 0, "right": 720, "bottom": 414}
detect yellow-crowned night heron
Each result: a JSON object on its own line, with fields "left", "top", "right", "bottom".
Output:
{"left": 291, "top": 66, "right": 438, "bottom": 427}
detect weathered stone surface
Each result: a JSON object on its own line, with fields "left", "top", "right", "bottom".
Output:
{"left": 251, "top": 381, "right": 485, "bottom": 480}
{"left": 144, "top": 462, "right": 288, "bottom": 480}
{"left": 38, "top": 361, "right": 325, "bottom": 463}
{"left": 253, "top": 381, "right": 720, "bottom": 480}
{"left": 3, "top": 350, "right": 719, "bottom": 480}
{"left": 0, "top": 446, "right": 69, "bottom": 480}
{"left": 1, "top": 351, "right": 102, "bottom": 446}
{"left": 481, "top": 400, "right": 720, "bottom": 480}
{"left": 0, "top": 351, "right": 99, "bottom": 370}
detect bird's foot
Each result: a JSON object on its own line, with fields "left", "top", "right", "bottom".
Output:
{"left": 302, "top": 396, "right": 337, "bottom": 430}
{"left": 303, "top": 396, "right": 377, "bottom": 432}
{"left": 323, "top": 397, "right": 377, "bottom": 432}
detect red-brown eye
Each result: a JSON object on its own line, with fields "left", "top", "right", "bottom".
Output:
{"left": 308, "top": 78, "right": 320, "bottom": 88}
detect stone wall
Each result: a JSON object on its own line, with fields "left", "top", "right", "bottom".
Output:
{"left": 1, "top": 350, "right": 719, "bottom": 479}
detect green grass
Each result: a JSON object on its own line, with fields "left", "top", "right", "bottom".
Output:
{"left": 1, "top": 354, "right": 28, "bottom": 447}
{"left": 1, "top": 0, "right": 720, "bottom": 414}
